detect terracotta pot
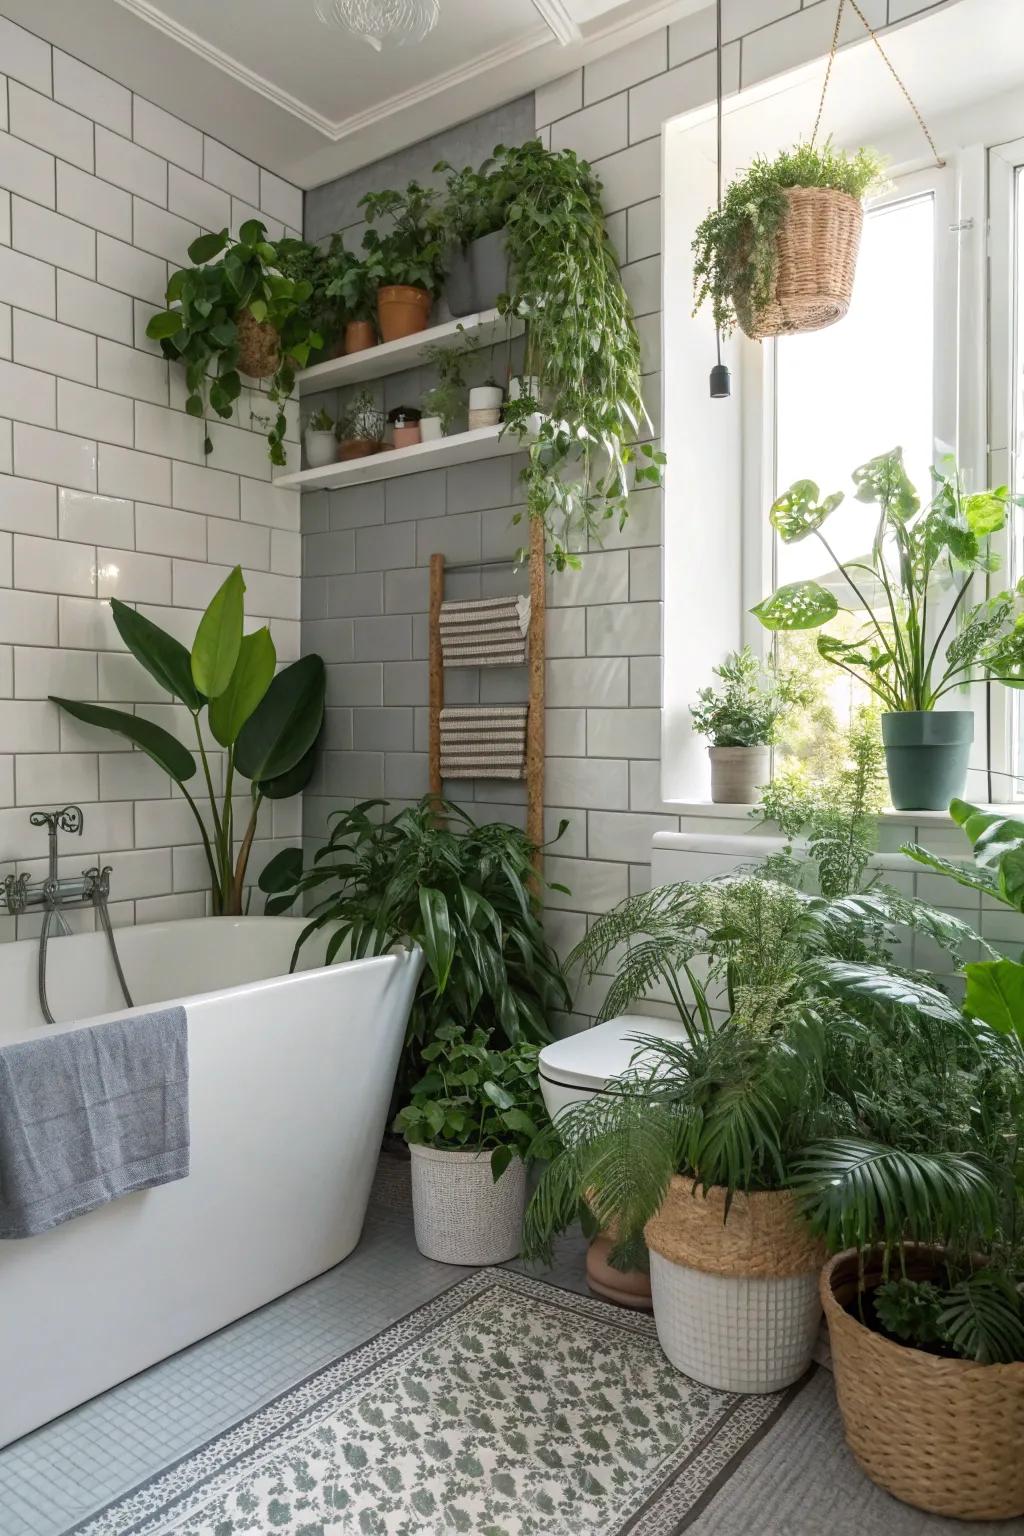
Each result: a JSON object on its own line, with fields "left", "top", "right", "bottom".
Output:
{"left": 586, "top": 1232, "right": 652, "bottom": 1311}
{"left": 377, "top": 284, "right": 432, "bottom": 342}
{"left": 822, "top": 1248, "right": 1024, "bottom": 1520}
{"left": 344, "top": 319, "right": 377, "bottom": 355}
{"left": 338, "top": 439, "right": 383, "bottom": 461}
{"left": 392, "top": 423, "right": 421, "bottom": 449}
{"left": 235, "top": 308, "right": 280, "bottom": 379}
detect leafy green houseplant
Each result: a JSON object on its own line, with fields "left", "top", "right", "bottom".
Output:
{"left": 359, "top": 182, "right": 445, "bottom": 341}
{"left": 276, "top": 233, "right": 348, "bottom": 356}
{"left": 489, "top": 139, "right": 664, "bottom": 569}
{"left": 146, "top": 220, "right": 322, "bottom": 466}
{"left": 336, "top": 389, "right": 385, "bottom": 458}
{"left": 418, "top": 333, "right": 479, "bottom": 436}
{"left": 322, "top": 245, "right": 379, "bottom": 353}
{"left": 396, "top": 1025, "right": 545, "bottom": 1266}
{"left": 262, "top": 798, "right": 570, "bottom": 1090}
{"left": 754, "top": 449, "right": 1024, "bottom": 809}
{"left": 692, "top": 140, "right": 886, "bottom": 339}
{"left": 435, "top": 157, "right": 511, "bottom": 316}
{"left": 51, "top": 567, "right": 325, "bottom": 916}
{"left": 691, "top": 647, "right": 809, "bottom": 804}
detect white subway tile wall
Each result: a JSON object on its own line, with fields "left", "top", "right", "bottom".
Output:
{"left": 302, "top": 0, "right": 955, "bottom": 1030}
{"left": 0, "top": 19, "right": 303, "bottom": 935}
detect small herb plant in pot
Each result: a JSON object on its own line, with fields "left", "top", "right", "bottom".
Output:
{"left": 359, "top": 182, "right": 445, "bottom": 342}
{"left": 303, "top": 406, "right": 336, "bottom": 468}
{"left": 323, "top": 247, "right": 379, "bottom": 355}
{"left": 754, "top": 449, "right": 1024, "bottom": 809}
{"left": 395, "top": 1026, "right": 543, "bottom": 1266}
{"left": 419, "top": 333, "right": 478, "bottom": 439}
{"left": 691, "top": 646, "right": 809, "bottom": 803}
{"left": 693, "top": 140, "right": 886, "bottom": 340}
{"left": 146, "top": 220, "right": 321, "bottom": 466}
{"left": 337, "top": 389, "right": 385, "bottom": 460}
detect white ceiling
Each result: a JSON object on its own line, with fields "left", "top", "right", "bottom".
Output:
{"left": 0, "top": 0, "right": 706, "bottom": 189}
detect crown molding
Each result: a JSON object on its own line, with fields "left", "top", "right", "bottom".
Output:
{"left": 530, "top": 0, "right": 582, "bottom": 46}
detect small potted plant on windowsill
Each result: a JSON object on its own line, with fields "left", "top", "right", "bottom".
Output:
{"left": 360, "top": 181, "right": 445, "bottom": 342}
{"left": 693, "top": 141, "right": 886, "bottom": 340}
{"left": 690, "top": 646, "right": 808, "bottom": 804}
{"left": 395, "top": 1026, "right": 543, "bottom": 1266}
{"left": 303, "top": 406, "right": 337, "bottom": 468}
{"left": 337, "top": 389, "right": 385, "bottom": 461}
{"left": 753, "top": 449, "right": 1024, "bottom": 809}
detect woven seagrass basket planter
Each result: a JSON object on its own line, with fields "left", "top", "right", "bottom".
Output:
{"left": 822, "top": 1248, "right": 1024, "bottom": 1520}
{"left": 235, "top": 308, "right": 280, "bottom": 379}
{"left": 740, "top": 185, "right": 864, "bottom": 341}
{"left": 645, "top": 1178, "right": 826, "bottom": 1393}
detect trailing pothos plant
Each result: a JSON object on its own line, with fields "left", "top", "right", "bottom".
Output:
{"left": 50, "top": 567, "right": 325, "bottom": 916}
{"left": 692, "top": 140, "right": 886, "bottom": 336}
{"left": 753, "top": 449, "right": 1024, "bottom": 711}
{"left": 146, "top": 220, "right": 322, "bottom": 466}
{"left": 490, "top": 139, "right": 664, "bottom": 570}
{"left": 394, "top": 1025, "right": 544, "bottom": 1181}
{"left": 262, "top": 797, "right": 571, "bottom": 1087}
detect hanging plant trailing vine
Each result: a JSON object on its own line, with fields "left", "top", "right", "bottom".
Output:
{"left": 492, "top": 140, "right": 664, "bottom": 571}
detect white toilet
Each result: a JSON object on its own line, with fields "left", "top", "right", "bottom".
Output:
{"left": 537, "top": 1013, "right": 688, "bottom": 1309}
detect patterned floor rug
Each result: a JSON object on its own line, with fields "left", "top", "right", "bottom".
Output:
{"left": 71, "top": 1270, "right": 810, "bottom": 1536}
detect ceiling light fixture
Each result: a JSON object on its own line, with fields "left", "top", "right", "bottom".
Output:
{"left": 314, "top": 0, "right": 440, "bottom": 51}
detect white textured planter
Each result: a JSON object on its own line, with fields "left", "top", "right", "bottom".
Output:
{"left": 709, "top": 745, "right": 770, "bottom": 804}
{"left": 410, "top": 1144, "right": 526, "bottom": 1266}
{"left": 304, "top": 429, "right": 336, "bottom": 468}
{"left": 649, "top": 1250, "right": 821, "bottom": 1392}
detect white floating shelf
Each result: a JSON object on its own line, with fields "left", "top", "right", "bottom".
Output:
{"left": 274, "top": 425, "right": 523, "bottom": 492}
{"left": 296, "top": 307, "right": 518, "bottom": 394}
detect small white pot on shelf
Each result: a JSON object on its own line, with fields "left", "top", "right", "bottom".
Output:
{"left": 304, "top": 429, "right": 337, "bottom": 469}
{"left": 419, "top": 415, "right": 445, "bottom": 442}
{"left": 468, "top": 384, "right": 504, "bottom": 430}
{"left": 410, "top": 1144, "right": 526, "bottom": 1265}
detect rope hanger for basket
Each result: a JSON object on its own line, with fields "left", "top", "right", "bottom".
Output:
{"left": 812, "top": 0, "right": 944, "bottom": 169}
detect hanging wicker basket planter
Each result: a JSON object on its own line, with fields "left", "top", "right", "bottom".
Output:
{"left": 235, "top": 308, "right": 280, "bottom": 379}
{"left": 739, "top": 186, "right": 863, "bottom": 341}
{"left": 823, "top": 1248, "right": 1024, "bottom": 1520}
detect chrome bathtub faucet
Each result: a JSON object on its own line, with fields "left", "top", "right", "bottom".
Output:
{"left": 4, "top": 806, "right": 133, "bottom": 1024}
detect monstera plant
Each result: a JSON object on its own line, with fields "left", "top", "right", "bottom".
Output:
{"left": 50, "top": 567, "right": 325, "bottom": 916}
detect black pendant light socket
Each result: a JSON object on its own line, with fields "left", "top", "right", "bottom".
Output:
{"left": 709, "top": 362, "right": 731, "bottom": 399}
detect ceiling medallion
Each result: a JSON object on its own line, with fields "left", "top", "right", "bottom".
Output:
{"left": 314, "top": 0, "right": 441, "bottom": 51}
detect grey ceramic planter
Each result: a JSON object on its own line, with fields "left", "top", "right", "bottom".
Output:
{"left": 445, "top": 246, "right": 475, "bottom": 317}
{"left": 881, "top": 710, "right": 973, "bottom": 810}
{"left": 469, "top": 229, "right": 509, "bottom": 311}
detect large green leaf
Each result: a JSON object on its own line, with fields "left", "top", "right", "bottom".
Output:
{"left": 208, "top": 626, "right": 276, "bottom": 746}
{"left": 418, "top": 885, "right": 455, "bottom": 992}
{"left": 258, "top": 845, "right": 304, "bottom": 895}
{"left": 811, "top": 958, "right": 962, "bottom": 1022}
{"left": 963, "top": 959, "right": 1024, "bottom": 1040}
{"left": 110, "top": 599, "right": 202, "bottom": 711}
{"left": 751, "top": 581, "right": 839, "bottom": 631}
{"left": 191, "top": 566, "right": 244, "bottom": 700}
{"left": 257, "top": 743, "right": 317, "bottom": 799}
{"left": 187, "top": 229, "right": 229, "bottom": 264}
{"left": 49, "top": 699, "right": 196, "bottom": 782}
{"left": 235, "top": 654, "right": 326, "bottom": 783}
{"left": 769, "top": 480, "right": 844, "bottom": 543}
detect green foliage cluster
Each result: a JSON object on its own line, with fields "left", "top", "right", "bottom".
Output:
{"left": 305, "top": 406, "right": 334, "bottom": 434}
{"left": 754, "top": 449, "right": 1024, "bottom": 711}
{"left": 145, "top": 220, "right": 322, "bottom": 465}
{"left": 359, "top": 182, "right": 446, "bottom": 294}
{"left": 690, "top": 646, "right": 810, "bottom": 747}
{"left": 51, "top": 568, "right": 325, "bottom": 915}
{"left": 492, "top": 139, "right": 664, "bottom": 569}
{"left": 336, "top": 388, "right": 385, "bottom": 444}
{"left": 434, "top": 158, "right": 508, "bottom": 246}
{"left": 419, "top": 332, "right": 480, "bottom": 433}
{"left": 522, "top": 861, "right": 1024, "bottom": 1363}
{"left": 261, "top": 798, "right": 571, "bottom": 1094}
{"left": 692, "top": 140, "right": 886, "bottom": 336}
{"left": 394, "top": 1026, "right": 544, "bottom": 1179}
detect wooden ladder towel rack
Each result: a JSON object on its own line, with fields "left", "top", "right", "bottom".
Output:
{"left": 428, "top": 515, "right": 546, "bottom": 871}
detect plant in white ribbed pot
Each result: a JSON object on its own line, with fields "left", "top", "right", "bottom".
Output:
{"left": 691, "top": 647, "right": 809, "bottom": 804}
{"left": 395, "top": 1026, "right": 543, "bottom": 1266}
{"left": 523, "top": 868, "right": 980, "bottom": 1393}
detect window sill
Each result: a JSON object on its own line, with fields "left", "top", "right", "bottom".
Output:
{"left": 667, "top": 800, "right": 1015, "bottom": 827}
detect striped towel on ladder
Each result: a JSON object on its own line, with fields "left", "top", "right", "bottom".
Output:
{"left": 440, "top": 705, "right": 529, "bottom": 780}
{"left": 439, "top": 595, "right": 531, "bottom": 668}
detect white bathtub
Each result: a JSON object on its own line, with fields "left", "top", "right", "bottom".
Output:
{"left": 0, "top": 916, "right": 423, "bottom": 1448}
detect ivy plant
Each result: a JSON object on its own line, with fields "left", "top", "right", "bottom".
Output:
{"left": 146, "top": 220, "right": 321, "bottom": 466}
{"left": 394, "top": 1026, "right": 544, "bottom": 1181}
{"left": 486, "top": 140, "right": 663, "bottom": 568}
{"left": 359, "top": 182, "right": 446, "bottom": 293}
{"left": 753, "top": 449, "right": 1024, "bottom": 712}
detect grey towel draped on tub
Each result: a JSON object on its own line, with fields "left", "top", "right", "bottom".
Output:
{"left": 0, "top": 1007, "right": 189, "bottom": 1239}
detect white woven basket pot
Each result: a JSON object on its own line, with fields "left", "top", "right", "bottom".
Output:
{"left": 645, "top": 1179, "right": 826, "bottom": 1394}
{"left": 410, "top": 1144, "right": 526, "bottom": 1266}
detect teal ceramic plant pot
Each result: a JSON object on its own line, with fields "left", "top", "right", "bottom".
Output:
{"left": 881, "top": 711, "right": 973, "bottom": 811}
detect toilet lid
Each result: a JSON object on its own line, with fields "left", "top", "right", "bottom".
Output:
{"left": 538, "top": 1014, "right": 689, "bottom": 1093}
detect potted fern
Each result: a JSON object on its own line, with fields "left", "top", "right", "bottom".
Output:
{"left": 693, "top": 141, "right": 886, "bottom": 339}
{"left": 690, "top": 646, "right": 809, "bottom": 802}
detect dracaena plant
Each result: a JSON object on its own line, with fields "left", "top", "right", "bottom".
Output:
{"left": 754, "top": 449, "right": 1024, "bottom": 711}
{"left": 146, "top": 220, "right": 322, "bottom": 466}
{"left": 50, "top": 568, "right": 326, "bottom": 917}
